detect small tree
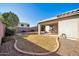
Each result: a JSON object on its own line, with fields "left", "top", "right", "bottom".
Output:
{"left": 1, "top": 12, "right": 20, "bottom": 37}
{"left": 2, "top": 11, "right": 19, "bottom": 27}
{"left": 0, "top": 15, "right": 5, "bottom": 23}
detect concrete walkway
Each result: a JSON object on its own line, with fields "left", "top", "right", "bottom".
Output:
{"left": 57, "top": 39, "right": 79, "bottom": 56}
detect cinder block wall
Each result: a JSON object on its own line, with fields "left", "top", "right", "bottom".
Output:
{"left": 0, "top": 21, "right": 5, "bottom": 45}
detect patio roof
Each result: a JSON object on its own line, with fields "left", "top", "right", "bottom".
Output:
{"left": 38, "top": 8, "right": 79, "bottom": 25}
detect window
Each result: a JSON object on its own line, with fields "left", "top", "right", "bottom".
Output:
{"left": 21, "top": 24, "right": 24, "bottom": 26}
{"left": 27, "top": 24, "right": 29, "bottom": 27}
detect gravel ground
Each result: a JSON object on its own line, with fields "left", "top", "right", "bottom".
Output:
{"left": 0, "top": 39, "right": 31, "bottom": 56}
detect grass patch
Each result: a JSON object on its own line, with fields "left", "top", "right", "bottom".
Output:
{"left": 16, "top": 36, "right": 49, "bottom": 53}
{"left": 23, "top": 35, "right": 58, "bottom": 52}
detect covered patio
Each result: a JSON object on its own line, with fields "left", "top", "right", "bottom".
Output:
{"left": 38, "top": 18, "right": 58, "bottom": 35}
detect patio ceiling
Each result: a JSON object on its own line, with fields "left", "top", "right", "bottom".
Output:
{"left": 39, "top": 19, "right": 58, "bottom": 26}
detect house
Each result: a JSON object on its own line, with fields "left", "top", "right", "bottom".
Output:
{"left": 29, "top": 26, "right": 38, "bottom": 32}
{"left": 0, "top": 21, "right": 5, "bottom": 45}
{"left": 38, "top": 9, "right": 79, "bottom": 40}
{"left": 16, "top": 22, "right": 30, "bottom": 32}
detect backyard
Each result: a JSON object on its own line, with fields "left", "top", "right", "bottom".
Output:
{"left": 0, "top": 33, "right": 79, "bottom": 56}
{"left": 14, "top": 34, "right": 59, "bottom": 55}
{"left": 0, "top": 7, "right": 79, "bottom": 56}
{"left": 0, "top": 34, "right": 60, "bottom": 56}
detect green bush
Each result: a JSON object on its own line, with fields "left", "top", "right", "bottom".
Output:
{"left": 4, "top": 27, "right": 15, "bottom": 36}
{"left": 2, "top": 27, "right": 15, "bottom": 43}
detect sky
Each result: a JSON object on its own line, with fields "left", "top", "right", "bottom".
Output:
{"left": 0, "top": 3, "right": 79, "bottom": 27}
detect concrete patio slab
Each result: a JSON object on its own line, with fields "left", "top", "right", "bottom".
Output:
{"left": 57, "top": 39, "right": 79, "bottom": 56}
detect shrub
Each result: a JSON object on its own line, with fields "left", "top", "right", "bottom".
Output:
{"left": 1, "top": 27, "right": 15, "bottom": 43}
{"left": 2, "top": 36, "right": 13, "bottom": 43}
{"left": 4, "top": 27, "right": 15, "bottom": 36}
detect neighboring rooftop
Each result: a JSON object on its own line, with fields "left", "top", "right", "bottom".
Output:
{"left": 20, "top": 22, "right": 29, "bottom": 25}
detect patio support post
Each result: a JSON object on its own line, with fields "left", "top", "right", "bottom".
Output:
{"left": 38, "top": 24, "right": 41, "bottom": 35}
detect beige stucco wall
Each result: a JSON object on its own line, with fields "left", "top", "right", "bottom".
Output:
{"left": 0, "top": 21, "right": 4, "bottom": 44}
{"left": 58, "top": 17, "right": 79, "bottom": 40}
